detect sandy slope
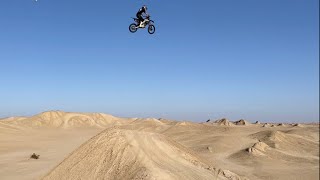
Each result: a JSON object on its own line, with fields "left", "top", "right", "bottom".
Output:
{"left": 42, "top": 127, "right": 239, "bottom": 180}
{"left": 0, "top": 128, "right": 103, "bottom": 180}
{"left": 0, "top": 111, "right": 319, "bottom": 180}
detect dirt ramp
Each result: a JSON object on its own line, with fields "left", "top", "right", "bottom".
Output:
{"left": 42, "top": 128, "right": 241, "bottom": 180}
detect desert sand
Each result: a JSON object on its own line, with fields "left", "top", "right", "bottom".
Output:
{"left": 0, "top": 111, "right": 319, "bottom": 180}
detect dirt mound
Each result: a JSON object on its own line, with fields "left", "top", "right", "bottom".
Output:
{"left": 42, "top": 128, "right": 241, "bottom": 180}
{"left": 250, "top": 130, "right": 289, "bottom": 148}
{"left": 254, "top": 121, "right": 261, "bottom": 124}
{"left": 235, "top": 138, "right": 319, "bottom": 165}
{"left": 1, "top": 111, "right": 123, "bottom": 129}
{"left": 249, "top": 130, "right": 319, "bottom": 157}
{"left": 293, "top": 123, "right": 303, "bottom": 127}
{"left": 234, "top": 119, "right": 251, "bottom": 126}
{"left": 262, "top": 123, "right": 270, "bottom": 127}
{"left": 214, "top": 118, "right": 235, "bottom": 126}
{"left": 247, "top": 142, "right": 269, "bottom": 156}
{"left": 126, "top": 118, "right": 168, "bottom": 132}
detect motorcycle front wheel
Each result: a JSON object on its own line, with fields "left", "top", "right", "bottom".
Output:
{"left": 148, "top": 25, "right": 155, "bottom": 34}
{"left": 129, "top": 23, "right": 138, "bottom": 33}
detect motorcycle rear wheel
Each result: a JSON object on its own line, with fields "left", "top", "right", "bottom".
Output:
{"left": 148, "top": 25, "right": 155, "bottom": 34}
{"left": 129, "top": 23, "right": 138, "bottom": 33}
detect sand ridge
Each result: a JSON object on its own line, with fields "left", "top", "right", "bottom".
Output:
{"left": 0, "top": 111, "right": 124, "bottom": 129}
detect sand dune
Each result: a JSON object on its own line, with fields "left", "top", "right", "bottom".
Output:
{"left": 0, "top": 111, "right": 123, "bottom": 129}
{"left": 130, "top": 118, "right": 164, "bottom": 125}
{"left": 0, "top": 111, "right": 318, "bottom": 180}
{"left": 231, "top": 137, "right": 318, "bottom": 166}
{"left": 249, "top": 130, "right": 319, "bottom": 157}
{"left": 42, "top": 127, "right": 239, "bottom": 180}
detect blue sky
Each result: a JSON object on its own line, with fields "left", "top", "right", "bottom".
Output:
{"left": 0, "top": 0, "right": 319, "bottom": 122}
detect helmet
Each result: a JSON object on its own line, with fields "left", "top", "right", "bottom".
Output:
{"left": 143, "top": 5, "right": 148, "bottom": 11}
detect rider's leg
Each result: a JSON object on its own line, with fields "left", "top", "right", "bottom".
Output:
{"left": 137, "top": 14, "right": 143, "bottom": 27}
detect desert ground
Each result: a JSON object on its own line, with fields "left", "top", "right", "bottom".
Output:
{"left": 0, "top": 111, "right": 318, "bottom": 180}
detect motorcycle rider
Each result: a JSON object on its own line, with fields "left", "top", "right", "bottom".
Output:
{"left": 136, "top": 5, "right": 149, "bottom": 27}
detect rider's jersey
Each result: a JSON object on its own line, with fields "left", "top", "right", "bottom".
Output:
{"left": 137, "top": 7, "right": 146, "bottom": 16}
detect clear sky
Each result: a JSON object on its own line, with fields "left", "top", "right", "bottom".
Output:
{"left": 0, "top": 0, "right": 319, "bottom": 122}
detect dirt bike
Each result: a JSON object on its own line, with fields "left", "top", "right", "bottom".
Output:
{"left": 129, "top": 15, "right": 155, "bottom": 34}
